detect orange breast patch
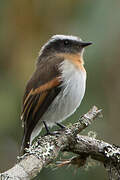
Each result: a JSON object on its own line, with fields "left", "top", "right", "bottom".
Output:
{"left": 57, "top": 53, "right": 86, "bottom": 72}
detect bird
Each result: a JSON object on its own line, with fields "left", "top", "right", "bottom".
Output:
{"left": 21, "top": 34, "right": 92, "bottom": 153}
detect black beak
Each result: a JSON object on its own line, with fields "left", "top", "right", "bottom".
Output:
{"left": 80, "top": 41, "right": 93, "bottom": 47}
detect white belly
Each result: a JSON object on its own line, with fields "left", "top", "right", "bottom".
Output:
{"left": 30, "top": 59, "right": 86, "bottom": 143}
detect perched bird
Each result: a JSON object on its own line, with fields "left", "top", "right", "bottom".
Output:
{"left": 21, "top": 35, "right": 92, "bottom": 153}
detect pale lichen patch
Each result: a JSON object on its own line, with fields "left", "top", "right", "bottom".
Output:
{"left": 88, "top": 131, "right": 97, "bottom": 139}
{"left": 104, "top": 145, "right": 120, "bottom": 162}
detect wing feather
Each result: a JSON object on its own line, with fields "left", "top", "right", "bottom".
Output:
{"left": 21, "top": 55, "right": 63, "bottom": 152}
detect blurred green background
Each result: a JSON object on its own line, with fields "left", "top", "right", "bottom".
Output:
{"left": 0, "top": 0, "right": 120, "bottom": 179}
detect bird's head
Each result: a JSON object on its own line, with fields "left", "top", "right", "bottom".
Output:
{"left": 39, "top": 35, "right": 92, "bottom": 58}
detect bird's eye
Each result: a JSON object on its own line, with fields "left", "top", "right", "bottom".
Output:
{"left": 64, "top": 40, "right": 69, "bottom": 45}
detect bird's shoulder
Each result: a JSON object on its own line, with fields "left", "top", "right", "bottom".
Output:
{"left": 23, "top": 55, "right": 64, "bottom": 103}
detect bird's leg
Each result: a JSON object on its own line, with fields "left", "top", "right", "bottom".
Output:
{"left": 43, "top": 121, "right": 60, "bottom": 136}
{"left": 43, "top": 121, "right": 50, "bottom": 135}
{"left": 56, "top": 122, "right": 66, "bottom": 129}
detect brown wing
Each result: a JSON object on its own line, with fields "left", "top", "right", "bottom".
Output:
{"left": 21, "top": 56, "right": 63, "bottom": 152}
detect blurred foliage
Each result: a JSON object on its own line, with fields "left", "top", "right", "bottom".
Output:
{"left": 0, "top": 0, "right": 120, "bottom": 179}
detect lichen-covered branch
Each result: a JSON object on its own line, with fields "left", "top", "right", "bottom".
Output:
{"left": 0, "top": 106, "right": 120, "bottom": 180}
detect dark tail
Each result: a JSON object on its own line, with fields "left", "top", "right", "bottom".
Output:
{"left": 20, "top": 131, "right": 31, "bottom": 155}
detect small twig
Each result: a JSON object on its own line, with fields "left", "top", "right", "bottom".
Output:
{"left": 66, "top": 105, "right": 102, "bottom": 135}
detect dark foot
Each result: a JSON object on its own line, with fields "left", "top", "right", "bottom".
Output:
{"left": 56, "top": 122, "right": 66, "bottom": 129}
{"left": 43, "top": 121, "right": 60, "bottom": 136}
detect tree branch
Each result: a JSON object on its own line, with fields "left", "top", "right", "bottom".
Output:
{"left": 0, "top": 106, "right": 120, "bottom": 180}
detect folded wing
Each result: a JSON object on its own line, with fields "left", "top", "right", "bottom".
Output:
{"left": 21, "top": 56, "right": 63, "bottom": 152}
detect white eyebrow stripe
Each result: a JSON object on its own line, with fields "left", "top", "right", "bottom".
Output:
{"left": 51, "top": 34, "right": 82, "bottom": 42}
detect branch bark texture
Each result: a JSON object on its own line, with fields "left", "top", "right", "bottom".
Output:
{"left": 0, "top": 106, "right": 120, "bottom": 180}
